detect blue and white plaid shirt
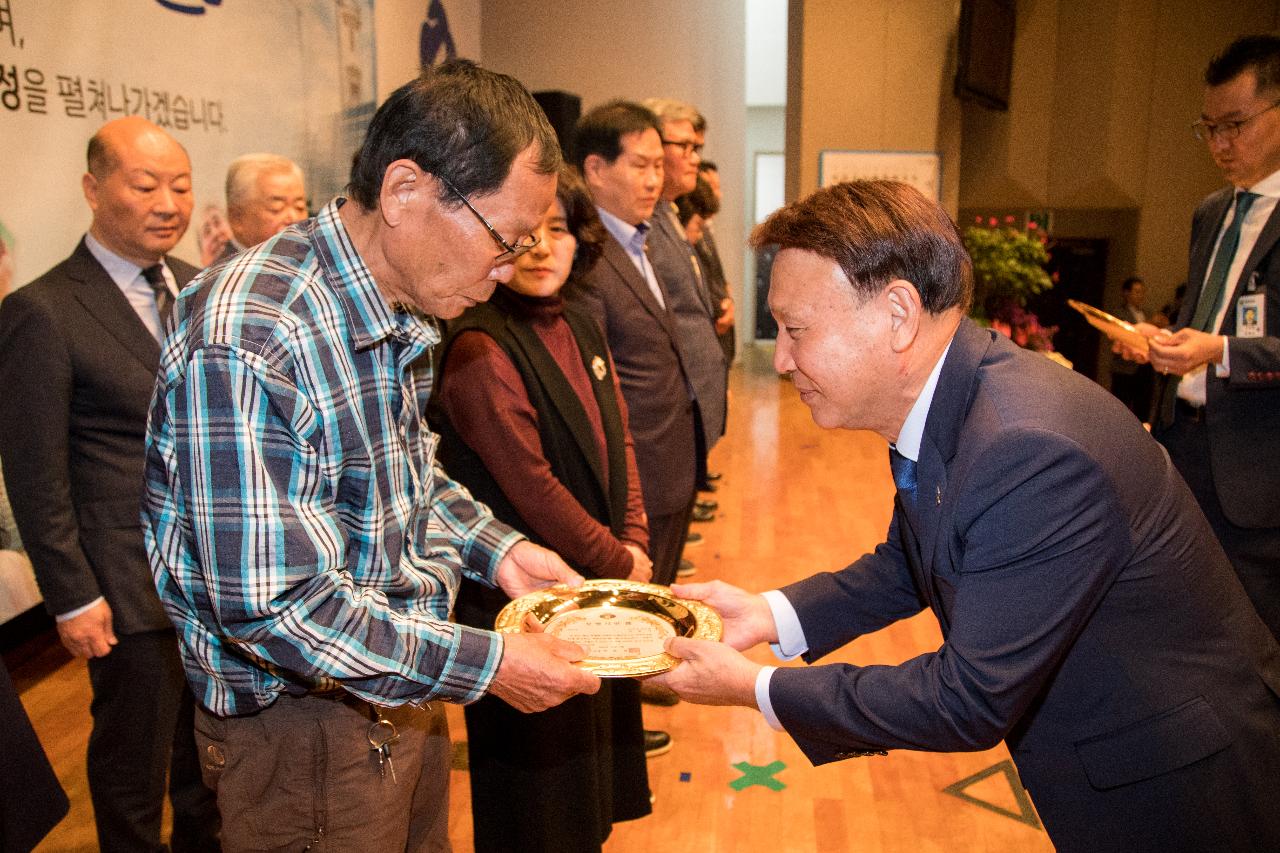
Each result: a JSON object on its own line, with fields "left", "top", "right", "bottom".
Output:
{"left": 143, "top": 199, "right": 521, "bottom": 717}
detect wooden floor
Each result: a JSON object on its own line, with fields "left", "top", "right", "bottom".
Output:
{"left": 14, "top": 344, "right": 1055, "bottom": 852}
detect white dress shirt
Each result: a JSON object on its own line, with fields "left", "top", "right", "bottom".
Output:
{"left": 754, "top": 338, "right": 953, "bottom": 729}
{"left": 1178, "top": 167, "right": 1280, "bottom": 406}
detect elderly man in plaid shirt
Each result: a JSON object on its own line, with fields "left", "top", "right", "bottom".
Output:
{"left": 143, "top": 61, "right": 599, "bottom": 853}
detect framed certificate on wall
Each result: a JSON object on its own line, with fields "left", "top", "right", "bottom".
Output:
{"left": 819, "top": 150, "right": 942, "bottom": 202}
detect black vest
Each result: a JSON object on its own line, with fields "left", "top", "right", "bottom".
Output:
{"left": 428, "top": 290, "right": 631, "bottom": 628}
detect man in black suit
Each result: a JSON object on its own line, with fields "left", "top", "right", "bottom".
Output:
{"left": 695, "top": 159, "right": 736, "bottom": 363}
{"left": 1126, "top": 35, "right": 1280, "bottom": 642}
{"left": 1108, "top": 275, "right": 1154, "bottom": 417}
{"left": 653, "top": 180, "right": 1280, "bottom": 852}
{"left": 0, "top": 116, "right": 219, "bottom": 852}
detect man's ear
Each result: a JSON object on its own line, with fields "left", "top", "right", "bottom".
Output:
{"left": 582, "top": 153, "right": 605, "bottom": 186}
{"left": 884, "top": 279, "right": 923, "bottom": 353}
{"left": 82, "top": 172, "right": 99, "bottom": 213}
{"left": 379, "top": 159, "right": 427, "bottom": 227}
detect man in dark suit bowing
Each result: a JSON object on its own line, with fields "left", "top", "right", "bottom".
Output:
{"left": 0, "top": 116, "right": 219, "bottom": 852}
{"left": 1122, "top": 35, "right": 1280, "bottom": 643}
{"left": 652, "top": 180, "right": 1280, "bottom": 853}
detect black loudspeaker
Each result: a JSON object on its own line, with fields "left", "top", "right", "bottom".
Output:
{"left": 533, "top": 90, "right": 582, "bottom": 164}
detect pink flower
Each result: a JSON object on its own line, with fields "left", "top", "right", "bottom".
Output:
{"left": 1027, "top": 220, "right": 1037, "bottom": 230}
{"left": 1004, "top": 215, "right": 1016, "bottom": 224}
{"left": 988, "top": 217, "right": 998, "bottom": 226}
{"left": 975, "top": 215, "right": 983, "bottom": 224}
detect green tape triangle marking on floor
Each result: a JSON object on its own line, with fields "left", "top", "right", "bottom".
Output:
{"left": 942, "top": 759, "right": 1042, "bottom": 830}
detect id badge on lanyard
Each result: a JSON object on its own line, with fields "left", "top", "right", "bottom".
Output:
{"left": 1237, "top": 272, "right": 1266, "bottom": 339}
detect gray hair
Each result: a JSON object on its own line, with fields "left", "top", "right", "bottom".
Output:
{"left": 641, "top": 98, "right": 703, "bottom": 130}
{"left": 225, "top": 153, "right": 303, "bottom": 214}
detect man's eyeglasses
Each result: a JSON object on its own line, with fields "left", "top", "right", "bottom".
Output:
{"left": 436, "top": 174, "right": 539, "bottom": 263}
{"left": 661, "top": 138, "right": 704, "bottom": 158}
{"left": 1191, "top": 100, "right": 1280, "bottom": 142}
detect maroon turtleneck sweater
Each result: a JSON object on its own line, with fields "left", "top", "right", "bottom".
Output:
{"left": 435, "top": 290, "right": 648, "bottom": 580}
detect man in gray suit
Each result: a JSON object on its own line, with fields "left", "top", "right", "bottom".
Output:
{"left": 0, "top": 117, "right": 219, "bottom": 852}
{"left": 643, "top": 98, "right": 728, "bottom": 473}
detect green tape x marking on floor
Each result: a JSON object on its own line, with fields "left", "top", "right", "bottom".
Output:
{"left": 729, "top": 760, "right": 786, "bottom": 791}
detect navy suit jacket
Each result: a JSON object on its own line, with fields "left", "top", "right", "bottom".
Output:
{"left": 0, "top": 239, "right": 198, "bottom": 633}
{"left": 772, "top": 319, "right": 1280, "bottom": 852}
{"left": 1152, "top": 186, "right": 1280, "bottom": 529}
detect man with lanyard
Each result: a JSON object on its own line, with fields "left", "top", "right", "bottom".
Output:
{"left": 1123, "top": 34, "right": 1280, "bottom": 642}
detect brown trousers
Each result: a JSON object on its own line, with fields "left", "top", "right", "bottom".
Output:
{"left": 195, "top": 693, "right": 451, "bottom": 852}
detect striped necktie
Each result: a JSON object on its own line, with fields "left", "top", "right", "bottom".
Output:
{"left": 141, "top": 264, "right": 173, "bottom": 325}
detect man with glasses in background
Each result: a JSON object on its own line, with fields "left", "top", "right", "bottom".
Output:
{"left": 642, "top": 98, "right": 727, "bottom": 538}
{"left": 1120, "top": 34, "right": 1280, "bottom": 642}
{"left": 143, "top": 61, "right": 600, "bottom": 852}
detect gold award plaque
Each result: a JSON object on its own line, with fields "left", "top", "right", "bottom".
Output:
{"left": 494, "top": 579, "right": 723, "bottom": 677}
{"left": 1067, "top": 299, "right": 1151, "bottom": 354}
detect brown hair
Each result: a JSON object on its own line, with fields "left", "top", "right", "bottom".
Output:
{"left": 555, "top": 165, "right": 606, "bottom": 282}
{"left": 750, "top": 180, "right": 972, "bottom": 313}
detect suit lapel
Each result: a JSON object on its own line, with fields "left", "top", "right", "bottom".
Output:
{"left": 66, "top": 239, "right": 160, "bottom": 372}
{"left": 601, "top": 236, "right": 683, "bottom": 346}
{"left": 653, "top": 207, "right": 714, "bottom": 315}
{"left": 1237, "top": 200, "right": 1280, "bottom": 295}
{"left": 1180, "top": 189, "right": 1234, "bottom": 328}
{"left": 915, "top": 319, "right": 993, "bottom": 631}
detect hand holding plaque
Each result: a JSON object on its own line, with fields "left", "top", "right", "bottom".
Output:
{"left": 495, "top": 580, "right": 723, "bottom": 677}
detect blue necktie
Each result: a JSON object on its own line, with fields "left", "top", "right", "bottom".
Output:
{"left": 1191, "top": 191, "right": 1259, "bottom": 331}
{"left": 889, "top": 447, "right": 919, "bottom": 528}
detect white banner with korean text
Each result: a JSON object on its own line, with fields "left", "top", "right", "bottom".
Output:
{"left": 0, "top": 0, "right": 376, "bottom": 623}
{"left": 0, "top": 0, "right": 377, "bottom": 284}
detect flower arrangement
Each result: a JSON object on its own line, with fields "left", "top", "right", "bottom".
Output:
{"left": 963, "top": 215, "right": 1058, "bottom": 352}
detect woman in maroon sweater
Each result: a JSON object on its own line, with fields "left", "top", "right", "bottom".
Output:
{"left": 430, "top": 166, "right": 653, "bottom": 853}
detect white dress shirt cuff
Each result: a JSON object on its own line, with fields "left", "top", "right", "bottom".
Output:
{"left": 762, "top": 589, "right": 808, "bottom": 660}
{"left": 57, "top": 596, "right": 104, "bottom": 621}
{"left": 1216, "top": 337, "right": 1230, "bottom": 377}
{"left": 755, "top": 665, "right": 784, "bottom": 730}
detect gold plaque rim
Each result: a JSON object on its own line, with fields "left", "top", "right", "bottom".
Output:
{"left": 1067, "top": 299, "right": 1150, "bottom": 353}
{"left": 493, "top": 579, "right": 723, "bottom": 677}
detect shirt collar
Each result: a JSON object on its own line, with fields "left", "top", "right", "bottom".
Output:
{"left": 893, "top": 337, "right": 954, "bottom": 463}
{"left": 307, "top": 197, "right": 437, "bottom": 352}
{"left": 596, "top": 206, "right": 650, "bottom": 254}
{"left": 83, "top": 230, "right": 153, "bottom": 288}
{"left": 1244, "top": 166, "right": 1280, "bottom": 197}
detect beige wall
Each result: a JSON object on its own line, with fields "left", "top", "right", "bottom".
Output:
{"left": 375, "top": 0, "right": 483, "bottom": 100}
{"left": 478, "top": 0, "right": 749, "bottom": 350}
{"left": 786, "top": 0, "right": 962, "bottom": 216}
